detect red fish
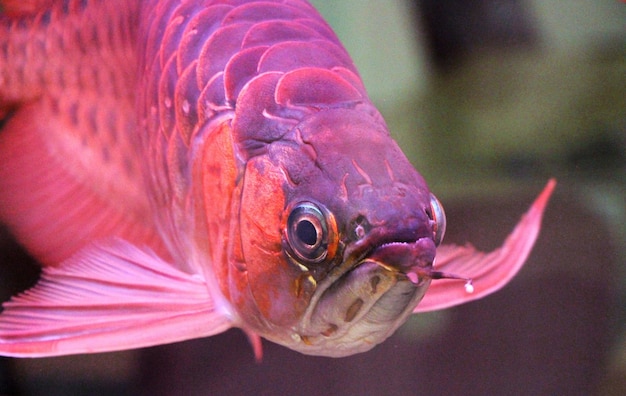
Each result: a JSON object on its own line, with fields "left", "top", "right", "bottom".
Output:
{"left": 0, "top": 0, "right": 555, "bottom": 358}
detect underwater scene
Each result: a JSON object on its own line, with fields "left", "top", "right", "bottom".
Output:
{"left": 0, "top": 1, "right": 624, "bottom": 395}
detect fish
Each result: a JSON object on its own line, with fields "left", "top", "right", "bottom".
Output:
{"left": 0, "top": 0, "right": 555, "bottom": 358}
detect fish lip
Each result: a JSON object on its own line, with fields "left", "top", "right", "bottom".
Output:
{"left": 366, "top": 238, "right": 436, "bottom": 282}
{"left": 295, "top": 238, "right": 434, "bottom": 354}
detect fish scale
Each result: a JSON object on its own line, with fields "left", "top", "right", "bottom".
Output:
{"left": 141, "top": 0, "right": 363, "bottom": 144}
{"left": 0, "top": 0, "right": 138, "bottom": 102}
{"left": 0, "top": 0, "right": 554, "bottom": 358}
{"left": 0, "top": 0, "right": 158, "bottom": 265}
{"left": 139, "top": 0, "right": 375, "bottom": 260}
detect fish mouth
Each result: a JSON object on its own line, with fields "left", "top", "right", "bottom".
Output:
{"left": 294, "top": 237, "right": 436, "bottom": 357}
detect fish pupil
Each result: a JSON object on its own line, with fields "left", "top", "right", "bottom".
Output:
{"left": 297, "top": 220, "right": 318, "bottom": 247}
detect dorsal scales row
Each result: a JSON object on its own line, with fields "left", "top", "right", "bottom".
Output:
{"left": 140, "top": 0, "right": 369, "bottom": 150}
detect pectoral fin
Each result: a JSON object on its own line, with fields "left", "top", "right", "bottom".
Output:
{"left": 415, "top": 179, "right": 556, "bottom": 313}
{"left": 0, "top": 239, "right": 233, "bottom": 357}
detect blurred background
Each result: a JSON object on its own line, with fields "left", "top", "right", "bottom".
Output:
{"left": 1, "top": 0, "right": 625, "bottom": 395}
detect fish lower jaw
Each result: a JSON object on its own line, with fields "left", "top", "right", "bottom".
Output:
{"left": 282, "top": 262, "right": 430, "bottom": 357}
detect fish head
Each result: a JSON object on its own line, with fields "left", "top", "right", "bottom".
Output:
{"left": 233, "top": 108, "right": 447, "bottom": 356}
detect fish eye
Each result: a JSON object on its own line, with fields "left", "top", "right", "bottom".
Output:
{"left": 286, "top": 202, "right": 333, "bottom": 263}
{"left": 428, "top": 193, "right": 446, "bottom": 246}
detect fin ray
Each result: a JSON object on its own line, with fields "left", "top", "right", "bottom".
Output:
{"left": 0, "top": 239, "right": 233, "bottom": 357}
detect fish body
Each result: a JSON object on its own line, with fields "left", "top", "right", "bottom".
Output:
{"left": 0, "top": 0, "right": 555, "bottom": 358}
